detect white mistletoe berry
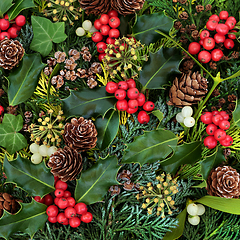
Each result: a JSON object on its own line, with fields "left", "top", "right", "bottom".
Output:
{"left": 31, "top": 153, "right": 43, "bottom": 164}
{"left": 181, "top": 106, "right": 193, "bottom": 118}
{"left": 29, "top": 143, "right": 40, "bottom": 154}
{"left": 196, "top": 204, "right": 205, "bottom": 215}
{"left": 176, "top": 112, "right": 185, "bottom": 123}
{"left": 188, "top": 215, "right": 200, "bottom": 225}
{"left": 187, "top": 203, "right": 199, "bottom": 216}
{"left": 184, "top": 117, "right": 195, "bottom": 128}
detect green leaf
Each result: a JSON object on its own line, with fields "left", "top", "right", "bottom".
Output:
{"left": 62, "top": 87, "right": 116, "bottom": 118}
{"left": 139, "top": 47, "right": 182, "bottom": 90}
{"left": 195, "top": 196, "right": 240, "bottom": 215}
{"left": 162, "top": 208, "right": 187, "bottom": 240}
{"left": 0, "top": 201, "right": 47, "bottom": 239}
{"left": 30, "top": 16, "right": 67, "bottom": 57}
{"left": 95, "top": 109, "right": 119, "bottom": 150}
{"left": 0, "top": 114, "right": 27, "bottom": 154}
{"left": 200, "top": 147, "right": 225, "bottom": 183}
{"left": 7, "top": 53, "right": 45, "bottom": 106}
{"left": 152, "top": 109, "right": 164, "bottom": 122}
{"left": 160, "top": 141, "right": 202, "bottom": 175}
{"left": 0, "top": 0, "right": 13, "bottom": 18}
{"left": 4, "top": 155, "right": 54, "bottom": 197}
{"left": 132, "top": 12, "right": 174, "bottom": 46}
{"left": 75, "top": 155, "right": 120, "bottom": 205}
{"left": 233, "top": 99, "right": 240, "bottom": 127}
{"left": 7, "top": 0, "right": 35, "bottom": 20}
{"left": 122, "top": 129, "right": 178, "bottom": 166}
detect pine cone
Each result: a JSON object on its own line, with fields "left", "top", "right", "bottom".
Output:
{"left": 0, "top": 193, "right": 20, "bottom": 216}
{"left": 63, "top": 117, "right": 97, "bottom": 152}
{"left": 0, "top": 39, "right": 24, "bottom": 70}
{"left": 79, "top": 0, "right": 111, "bottom": 15}
{"left": 89, "top": 62, "right": 102, "bottom": 75}
{"left": 51, "top": 75, "right": 64, "bottom": 89}
{"left": 48, "top": 146, "right": 83, "bottom": 182}
{"left": 111, "top": 0, "right": 145, "bottom": 16}
{"left": 167, "top": 71, "right": 208, "bottom": 108}
{"left": 54, "top": 51, "right": 66, "bottom": 63}
{"left": 207, "top": 166, "right": 240, "bottom": 198}
{"left": 87, "top": 76, "right": 98, "bottom": 89}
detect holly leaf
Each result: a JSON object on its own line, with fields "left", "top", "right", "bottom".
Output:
{"left": 7, "top": 0, "right": 35, "bottom": 20}
{"left": 95, "top": 109, "right": 119, "bottom": 150}
{"left": 62, "top": 87, "right": 116, "bottom": 118}
{"left": 160, "top": 141, "right": 202, "bottom": 175}
{"left": 0, "top": 114, "right": 27, "bottom": 154}
{"left": 0, "top": 0, "right": 13, "bottom": 18}
{"left": 132, "top": 12, "right": 174, "bottom": 46}
{"left": 3, "top": 155, "right": 55, "bottom": 197}
{"left": 30, "top": 16, "right": 67, "bottom": 57}
{"left": 122, "top": 129, "right": 178, "bottom": 166}
{"left": 233, "top": 99, "right": 240, "bottom": 127}
{"left": 139, "top": 47, "right": 182, "bottom": 90}
{"left": 7, "top": 53, "right": 45, "bottom": 106}
{"left": 75, "top": 155, "right": 120, "bottom": 205}
{"left": 0, "top": 201, "right": 47, "bottom": 240}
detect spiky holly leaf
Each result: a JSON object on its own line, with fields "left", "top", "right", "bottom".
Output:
{"left": 0, "top": 0, "right": 13, "bottom": 18}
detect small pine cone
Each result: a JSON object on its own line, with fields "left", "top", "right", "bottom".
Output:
{"left": 180, "top": 36, "right": 188, "bottom": 44}
{"left": 54, "top": 51, "right": 66, "bottom": 63}
{"left": 207, "top": 166, "right": 240, "bottom": 198}
{"left": 22, "top": 123, "right": 30, "bottom": 131}
{"left": 48, "top": 146, "right": 83, "bottom": 182}
{"left": 87, "top": 76, "right": 98, "bottom": 89}
{"left": 180, "top": 27, "right": 186, "bottom": 33}
{"left": 7, "top": 105, "right": 18, "bottom": 115}
{"left": 109, "top": 185, "right": 121, "bottom": 196}
{"left": 191, "top": 30, "right": 199, "bottom": 40}
{"left": 117, "top": 169, "right": 133, "bottom": 181}
{"left": 179, "top": 0, "right": 187, "bottom": 3}
{"left": 89, "top": 62, "right": 102, "bottom": 74}
{"left": 174, "top": 21, "right": 182, "bottom": 30}
{"left": 0, "top": 193, "right": 20, "bottom": 216}
{"left": 43, "top": 66, "right": 53, "bottom": 76}
{"left": 24, "top": 111, "right": 32, "bottom": 119}
{"left": 228, "top": 103, "right": 236, "bottom": 112}
{"left": 228, "top": 94, "right": 237, "bottom": 102}
{"left": 51, "top": 75, "right": 64, "bottom": 89}
{"left": 205, "top": 4, "right": 212, "bottom": 11}
{"left": 76, "top": 68, "right": 88, "bottom": 78}
{"left": 167, "top": 71, "right": 208, "bottom": 108}
{"left": 231, "top": 51, "right": 239, "bottom": 59}
{"left": 111, "top": 0, "right": 145, "bottom": 16}
{"left": 68, "top": 49, "right": 80, "bottom": 61}
{"left": 63, "top": 117, "right": 97, "bottom": 152}
{"left": 82, "top": 52, "right": 92, "bottom": 62}
{"left": 218, "top": 98, "right": 226, "bottom": 106}
{"left": 188, "top": 24, "right": 197, "bottom": 31}
{"left": 123, "top": 180, "right": 135, "bottom": 191}
{"left": 65, "top": 70, "right": 77, "bottom": 81}
{"left": 212, "top": 88, "right": 220, "bottom": 97}
{"left": 209, "top": 61, "right": 217, "bottom": 70}
{"left": 179, "top": 12, "right": 188, "bottom": 20}
{"left": 223, "top": 148, "right": 231, "bottom": 159}
{"left": 0, "top": 39, "right": 24, "bottom": 70}
{"left": 78, "top": 0, "right": 111, "bottom": 15}
{"left": 65, "top": 58, "right": 77, "bottom": 70}
{"left": 47, "top": 57, "right": 57, "bottom": 67}
{"left": 196, "top": 5, "right": 204, "bottom": 12}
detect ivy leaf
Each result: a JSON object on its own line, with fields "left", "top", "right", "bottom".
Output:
{"left": 95, "top": 109, "right": 119, "bottom": 151}
{"left": 7, "top": 0, "right": 35, "bottom": 20}
{"left": 0, "top": 0, "right": 13, "bottom": 18}
{"left": 62, "top": 87, "right": 116, "bottom": 118}
{"left": 0, "top": 114, "right": 27, "bottom": 154}
{"left": 132, "top": 12, "right": 174, "bottom": 46}
{"left": 3, "top": 155, "right": 55, "bottom": 197}
{"left": 30, "top": 16, "right": 67, "bottom": 57}
{"left": 233, "top": 99, "right": 240, "bottom": 127}
{"left": 152, "top": 109, "right": 164, "bottom": 122}
{"left": 122, "top": 129, "right": 178, "bottom": 166}
{"left": 0, "top": 201, "right": 47, "bottom": 240}
{"left": 160, "top": 141, "right": 202, "bottom": 175}
{"left": 75, "top": 155, "right": 120, "bottom": 205}
{"left": 7, "top": 53, "right": 45, "bottom": 106}
{"left": 139, "top": 47, "right": 182, "bottom": 90}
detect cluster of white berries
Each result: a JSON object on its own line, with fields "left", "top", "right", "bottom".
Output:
{"left": 30, "top": 143, "right": 57, "bottom": 165}
{"left": 76, "top": 20, "right": 97, "bottom": 36}
{"left": 187, "top": 203, "right": 205, "bottom": 225}
{"left": 176, "top": 106, "right": 195, "bottom": 128}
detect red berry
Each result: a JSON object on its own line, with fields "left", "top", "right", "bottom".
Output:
{"left": 219, "top": 135, "right": 233, "bottom": 146}
{"left": 106, "top": 37, "right": 115, "bottom": 44}
{"left": 228, "top": 30, "right": 237, "bottom": 40}
{"left": 0, "top": 106, "right": 4, "bottom": 115}
{"left": 219, "top": 11, "right": 229, "bottom": 20}
{"left": 81, "top": 212, "right": 93, "bottom": 223}
{"left": 212, "top": 114, "right": 223, "bottom": 126}
{"left": 118, "top": 81, "right": 128, "bottom": 90}
{"left": 224, "top": 38, "right": 234, "bottom": 49}
{"left": 211, "top": 49, "right": 223, "bottom": 62}
{"left": 216, "top": 24, "right": 229, "bottom": 35}
{"left": 218, "top": 120, "right": 230, "bottom": 130}
{"left": 63, "top": 191, "right": 71, "bottom": 198}
{"left": 92, "top": 32, "right": 103, "bottom": 42}
{"left": 226, "top": 16, "right": 237, "bottom": 25}
{"left": 46, "top": 205, "right": 58, "bottom": 217}
{"left": 57, "top": 212, "right": 68, "bottom": 224}
{"left": 67, "top": 197, "right": 76, "bottom": 207}
{"left": 136, "top": 93, "right": 146, "bottom": 106}
{"left": 219, "top": 111, "right": 229, "bottom": 120}
{"left": 214, "top": 129, "right": 226, "bottom": 141}
{"left": 94, "top": 19, "right": 102, "bottom": 30}
{"left": 225, "top": 20, "right": 235, "bottom": 30}
{"left": 34, "top": 196, "right": 45, "bottom": 204}
{"left": 188, "top": 42, "right": 201, "bottom": 55}
{"left": 128, "top": 99, "right": 138, "bottom": 109}
{"left": 98, "top": 53, "right": 106, "bottom": 61}
{"left": 116, "top": 99, "right": 128, "bottom": 111}
{"left": 143, "top": 101, "right": 155, "bottom": 111}
{"left": 198, "top": 51, "right": 211, "bottom": 63}
{"left": 206, "top": 20, "right": 218, "bottom": 31}
{"left": 203, "top": 37, "right": 215, "bottom": 50}
{"left": 126, "top": 107, "right": 138, "bottom": 114}
{"left": 109, "top": 28, "right": 120, "bottom": 38}
{"left": 199, "top": 39, "right": 204, "bottom": 45}
{"left": 55, "top": 180, "right": 68, "bottom": 191}
{"left": 11, "top": 23, "right": 21, "bottom": 32}
{"left": 0, "top": 19, "right": 10, "bottom": 31}
{"left": 48, "top": 216, "right": 57, "bottom": 223}
{"left": 15, "top": 15, "right": 26, "bottom": 27}
{"left": 54, "top": 197, "right": 60, "bottom": 205}
{"left": 212, "top": 110, "right": 220, "bottom": 116}
{"left": 54, "top": 176, "right": 59, "bottom": 184}
{"left": 214, "top": 33, "right": 225, "bottom": 44}
{"left": 108, "top": 10, "right": 118, "bottom": 18}
{"left": 100, "top": 24, "right": 110, "bottom": 36}
{"left": 54, "top": 189, "right": 64, "bottom": 198}
{"left": 137, "top": 111, "right": 150, "bottom": 124}
{"left": 204, "top": 136, "right": 217, "bottom": 149}
{"left": 209, "top": 14, "right": 220, "bottom": 22}
{"left": 126, "top": 78, "right": 136, "bottom": 88}
{"left": 109, "top": 17, "right": 120, "bottom": 29}
{"left": 0, "top": 32, "right": 10, "bottom": 40}
{"left": 69, "top": 217, "right": 81, "bottom": 228}
{"left": 65, "top": 207, "right": 77, "bottom": 219}
{"left": 206, "top": 124, "right": 218, "bottom": 135}
{"left": 99, "top": 14, "right": 109, "bottom": 25}
{"left": 200, "top": 112, "right": 212, "bottom": 124}
{"left": 127, "top": 88, "right": 139, "bottom": 99}
{"left": 96, "top": 42, "right": 107, "bottom": 53}
{"left": 115, "top": 89, "right": 126, "bottom": 100}
{"left": 58, "top": 198, "right": 69, "bottom": 209}
{"left": 106, "top": 81, "right": 118, "bottom": 93}
{"left": 74, "top": 202, "right": 88, "bottom": 215}
{"left": 43, "top": 194, "right": 54, "bottom": 206}
{"left": 200, "top": 30, "right": 210, "bottom": 40}
{"left": 7, "top": 27, "right": 18, "bottom": 38}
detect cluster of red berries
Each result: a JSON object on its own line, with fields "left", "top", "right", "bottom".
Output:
{"left": 188, "top": 11, "right": 237, "bottom": 63}
{"left": 35, "top": 177, "right": 92, "bottom": 228}
{"left": 92, "top": 10, "right": 120, "bottom": 61}
{"left": 0, "top": 15, "right": 26, "bottom": 40}
{"left": 200, "top": 110, "right": 233, "bottom": 149}
{"left": 105, "top": 79, "right": 155, "bottom": 124}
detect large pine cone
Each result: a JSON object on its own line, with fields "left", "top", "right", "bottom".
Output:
{"left": 78, "top": 0, "right": 111, "bottom": 15}
{"left": 167, "top": 71, "right": 208, "bottom": 108}
{"left": 0, "top": 39, "right": 24, "bottom": 70}
{"left": 0, "top": 193, "right": 21, "bottom": 217}
{"left": 48, "top": 146, "right": 83, "bottom": 182}
{"left": 207, "top": 166, "right": 240, "bottom": 198}
{"left": 111, "top": 0, "right": 145, "bottom": 16}
{"left": 63, "top": 117, "right": 97, "bottom": 152}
